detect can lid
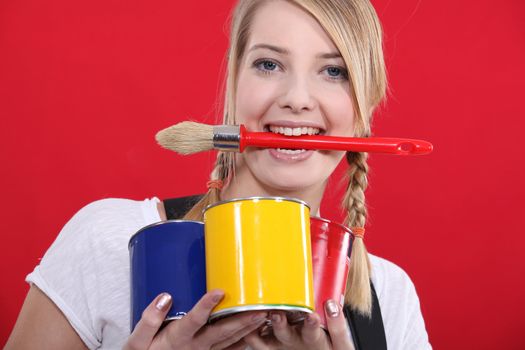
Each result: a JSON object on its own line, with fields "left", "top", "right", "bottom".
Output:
{"left": 204, "top": 196, "right": 310, "bottom": 212}
{"left": 128, "top": 219, "right": 204, "bottom": 249}
{"left": 310, "top": 216, "right": 353, "bottom": 234}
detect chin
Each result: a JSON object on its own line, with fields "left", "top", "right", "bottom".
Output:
{"left": 258, "top": 169, "right": 325, "bottom": 194}
{"left": 240, "top": 150, "right": 337, "bottom": 196}
{"left": 265, "top": 181, "right": 316, "bottom": 193}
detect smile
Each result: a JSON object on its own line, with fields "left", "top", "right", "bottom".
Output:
{"left": 262, "top": 123, "right": 324, "bottom": 159}
{"left": 268, "top": 125, "right": 321, "bottom": 136}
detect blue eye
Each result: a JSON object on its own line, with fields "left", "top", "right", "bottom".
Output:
{"left": 324, "top": 66, "right": 348, "bottom": 80}
{"left": 262, "top": 61, "right": 277, "bottom": 70}
{"left": 254, "top": 59, "right": 279, "bottom": 73}
{"left": 327, "top": 67, "right": 341, "bottom": 76}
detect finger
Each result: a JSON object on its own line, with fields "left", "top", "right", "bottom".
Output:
{"left": 244, "top": 329, "right": 274, "bottom": 350}
{"left": 300, "top": 312, "right": 324, "bottom": 344}
{"left": 223, "top": 339, "right": 248, "bottom": 350}
{"left": 172, "top": 289, "right": 224, "bottom": 340}
{"left": 270, "top": 311, "right": 298, "bottom": 346}
{"left": 124, "top": 293, "right": 172, "bottom": 350}
{"left": 210, "top": 314, "right": 267, "bottom": 350}
{"left": 197, "top": 311, "right": 266, "bottom": 349}
{"left": 324, "top": 300, "right": 354, "bottom": 350}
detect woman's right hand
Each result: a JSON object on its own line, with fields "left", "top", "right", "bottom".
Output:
{"left": 124, "top": 289, "right": 267, "bottom": 350}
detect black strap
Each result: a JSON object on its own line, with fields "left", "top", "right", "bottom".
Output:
{"left": 344, "top": 283, "right": 387, "bottom": 350}
{"left": 163, "top": 195, "right": 387, "bottom": 350}
{"left": 163, "top": 195, "right": 203, "bottom": 220}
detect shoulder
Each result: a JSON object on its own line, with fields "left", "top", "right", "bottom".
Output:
{"left": 368, "top": 253, "right": 419, "bottom": 315}
{"left": 25, "top": 197, "right": 161, "bottom": 348}
{"left": 56, "top": 197, "right": 160, "bottom": 244}
{"left": 66, "top": 197, "right": 159, "bottom": 227}
{"left": 31, "top": 196, "right": 162, "bottom": 286}
{"left": 368, "top": 254, "right": 432, "bottom": 349}
{"left": 369, "top": 254, "right": 415, "bottom": 295}
{"left": 33, "top": 197, "right": 161, "bottom": 272}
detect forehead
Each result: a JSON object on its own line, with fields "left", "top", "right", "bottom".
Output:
{"left": 247, "top": 0, "right": 339, "bottom": 55}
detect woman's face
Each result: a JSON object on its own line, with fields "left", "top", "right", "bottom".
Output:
{"left": 233, "top": 0, "right": 355, "bottom": 195}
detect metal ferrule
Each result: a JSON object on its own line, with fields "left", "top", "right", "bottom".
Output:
{"left": 213, "top": 125, "right": 241, "bottom": 152}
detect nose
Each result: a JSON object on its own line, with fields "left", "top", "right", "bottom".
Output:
{"left": 277, "top": 75, "right": 317, "bottom": 113}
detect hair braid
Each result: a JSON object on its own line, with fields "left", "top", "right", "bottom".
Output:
{"left": 344, "top": 151, "right": 369, "bottom": 227}
{"left": 343, "top": 150, "right": 372, "bottom": 316}
{"left": 183, "top": 152, "right": 234, "bottom": 221}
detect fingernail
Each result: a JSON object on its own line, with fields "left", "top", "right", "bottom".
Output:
{"left": 155, "top": 293, "right": 172, "bottom": 311}
{"left": 306, "top": 314, "right": 316, "bottom": 325}
{"left": 325, "top": 300, "right": 339, "bottom": 318}
{"left": 211, "top": 291, "right": 224, "bottom": 303}
{"left": 271, "top": 313, "right": 281, "bottom": 323}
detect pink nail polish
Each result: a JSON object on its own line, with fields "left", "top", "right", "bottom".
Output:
{"left": 155, "top": 293, "right": 172, "bottom": 311}
{"left": 325, "top": 300, "right": 339, "bottom": 318}
{"left": 212, "top": 292, "right": 224, "bottom": 303}
{"left": 306, "top": 314, "right": 316, "bottom": 325}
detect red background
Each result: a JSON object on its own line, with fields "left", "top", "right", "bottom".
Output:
{"left": 1, "top": 0, "right": 524, "bottom": 348}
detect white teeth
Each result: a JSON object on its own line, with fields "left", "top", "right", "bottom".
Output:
{"left": 268, "top": 125, "right": 320, "bottom": 136}
{"left": 277, "top": 148, "right": 306, "bottom": 154}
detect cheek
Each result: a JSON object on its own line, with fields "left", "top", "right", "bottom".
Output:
{"left": 321, "top": 89, "right": 355, "bottom": 135}
{"left": 235, "top": 72, "right": 278, "bottom": 127}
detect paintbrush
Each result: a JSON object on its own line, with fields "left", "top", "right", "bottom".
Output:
{"left": 155, "top": 121, "right": 433, "bottom": 156}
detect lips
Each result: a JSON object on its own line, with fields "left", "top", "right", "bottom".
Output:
{"left": 269, "top": 148, "right": 315, "bottom": 161}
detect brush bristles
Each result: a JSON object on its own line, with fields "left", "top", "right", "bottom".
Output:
{"left": 155, "top": 121, "right": 214, "bottom": 155}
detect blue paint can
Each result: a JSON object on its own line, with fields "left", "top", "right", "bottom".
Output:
{"left": 129, "top": 220, "right": 206, "bottom": 331}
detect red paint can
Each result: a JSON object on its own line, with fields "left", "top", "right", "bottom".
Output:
{"left": 310, "top": 216, "right": 352, "bottom": 327}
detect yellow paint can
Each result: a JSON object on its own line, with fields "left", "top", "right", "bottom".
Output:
{"left": 204, "top": 197, "right": 314, "bottom": 320}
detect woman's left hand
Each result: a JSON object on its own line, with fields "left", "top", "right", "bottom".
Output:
{"left": 244, "top": 300, "right": 355, "bottom": 350}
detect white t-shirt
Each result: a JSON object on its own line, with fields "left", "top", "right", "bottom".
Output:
{"left": 26, "top": 198, "right": 431, "bottom": 350}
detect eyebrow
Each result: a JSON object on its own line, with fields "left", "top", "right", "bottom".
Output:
{"left": 318, "top": 52, "right": 342, "bottom": 59}
{"left": 248, "top": 44, "right": 290, "bottom": 55}
{"left": 248, "top": 43, "right": 342, "bottom": 59}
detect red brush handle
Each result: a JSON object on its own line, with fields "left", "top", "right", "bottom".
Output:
{"left": 238, "top": 125, "right": 433, "bottom": 155}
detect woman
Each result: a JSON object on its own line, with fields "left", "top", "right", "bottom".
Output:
{"left": 6, "top": 0, "right": 431, "bottom": 349}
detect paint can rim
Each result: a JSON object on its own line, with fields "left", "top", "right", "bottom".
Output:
{"left": 204, "top": 196, "right": 310, "bottom": 213}
{"left": 128, "top": 219, "right": 204, "bottom": 249}
{"left": 310, "top": 216, "right": 354, "bottom": 235}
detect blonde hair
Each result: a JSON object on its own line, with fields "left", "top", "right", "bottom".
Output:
{"left": 185, "top": 0, "right": 387, "bottom": 316}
